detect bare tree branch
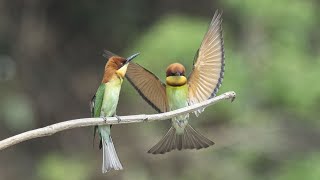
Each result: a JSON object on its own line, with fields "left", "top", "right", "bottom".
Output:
{"left": 0, "top": 91, "right": 236, "bottom": 151}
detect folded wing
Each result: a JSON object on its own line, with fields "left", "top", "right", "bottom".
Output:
{"left": 126, "top": 62, "right": 168, "bottom": 113}
{"left": 188, "top": 10, "right": 225, "bottom": 111}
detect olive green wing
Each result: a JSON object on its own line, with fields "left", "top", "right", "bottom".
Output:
{"left": 126, "top": 62, "right": 168, "bottom": 113}
{"left": 91, "top": 83, "right": 106, "bottom": 117}
{"left": 90, "top": 84, "right": 105, "bottom": 147}
{"left": 188, "top": 10, "right": 225, "bottom": 107}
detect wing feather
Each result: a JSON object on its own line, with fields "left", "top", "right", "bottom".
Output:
{"left": 91, "top": 84, "right": 105, "bottom": 148}
{"left": 188, "top": 10, "right": 225, "bottom": 110}
{"left": 126, "top": 62, "right": 168, "bottom": 113}
{"left": 90, "top": 95, "right": 96, "bottom": 117}
{"left": 93, "top": 84, "right": 106, "bottom": 117}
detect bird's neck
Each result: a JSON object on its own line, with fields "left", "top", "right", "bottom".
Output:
{"left": 102, "top": 64, "right": 128, "bottom": 83}
{"left": 102, "top": 70, "right": 123, "bottom": 83}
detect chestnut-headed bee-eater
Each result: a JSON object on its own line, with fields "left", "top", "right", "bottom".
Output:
{"left": 125, "top": 11, "right": 224, "bottom": 154}
{"left": 90, "top": 51, "right": 139, "bottom": 172}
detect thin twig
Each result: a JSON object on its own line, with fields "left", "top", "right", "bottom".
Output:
{"left": 0, "top": 91, "right": 236, "bottom": 151}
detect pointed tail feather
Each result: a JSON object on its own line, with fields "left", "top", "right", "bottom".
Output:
{"left": 102, "top": 136, "right": 123, "bottom": 173}
{"left": 148, "top": 124, "right": 214, "bottom": 154}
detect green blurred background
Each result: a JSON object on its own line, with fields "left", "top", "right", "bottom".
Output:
{"left": 1, "top": 0, "right": 320, "bottom": 179}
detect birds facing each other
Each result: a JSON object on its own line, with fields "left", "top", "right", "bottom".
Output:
{"left": 90, "top": 51, "right": 140, "bottom": 172}
{"left": 125, "top": 10, "right": 225, "bottom": 154}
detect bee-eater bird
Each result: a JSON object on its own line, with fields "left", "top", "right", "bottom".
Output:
{"left": 125, "top": 11, "right": 224, "bottom": 154}
{"left": 90, "top": 51, "right": 139, "bottom": 172}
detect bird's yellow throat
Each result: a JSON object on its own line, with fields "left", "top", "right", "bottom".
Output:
{"left": 116, "top": 63, "right": 129, "bottom": 78}
{"left": 166, "top": 76, "right": 187, "bottom": 86}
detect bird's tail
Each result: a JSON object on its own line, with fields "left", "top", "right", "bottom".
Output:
{"left": 101, "top": 135, "right": 123, "bottom": 173}
{"left": 99, "top": 125, "right": 122, "bottom": 173}
{"left": 148, "top": 124, "right": 214, "bottom": 154}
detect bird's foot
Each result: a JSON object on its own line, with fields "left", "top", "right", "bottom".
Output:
{"left": 101, "top": 116, "right": 108, "bottom": 123}
{"left": 114, "top": 115, "right": 121, "bottom": 123}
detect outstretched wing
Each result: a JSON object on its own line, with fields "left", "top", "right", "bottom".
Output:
{"left": 188, "top": 10, "right": 225, "bottom": 108}
{"left": 126, "top": 62, "right": 168, "bottom": 113}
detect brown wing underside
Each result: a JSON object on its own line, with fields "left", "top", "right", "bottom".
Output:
{"left": 126, "top": 62, "right": 168, "bottom": 113}
{"left": 188, "top": 10, "right": 225, "bottom": 105}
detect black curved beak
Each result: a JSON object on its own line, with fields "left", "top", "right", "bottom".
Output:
{"left": 126, "top": 52, "right": 140, "bottom": 64}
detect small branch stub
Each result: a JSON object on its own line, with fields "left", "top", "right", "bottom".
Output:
{"left": 0, "top": 91, "right": 236, "bottom": 151}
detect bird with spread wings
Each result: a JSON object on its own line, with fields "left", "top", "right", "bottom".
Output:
{"left": 126, "top": 10, "right": 225, "bottom": 154}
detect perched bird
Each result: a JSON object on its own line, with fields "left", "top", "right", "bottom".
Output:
{"left": 125, "top": 11, "right": 225, "bottom": 154}
{"left": 90, "top": 51, "right": 139, "bottom": 172}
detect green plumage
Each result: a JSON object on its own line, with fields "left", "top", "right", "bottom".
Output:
{"left": 166, "top": 84, "right": 189, "bottom": 134}
{"left": 148, "top": 82, "right": 214, "bottom": 154}
{"left": 93, "top": 84, "right": 106, "bottom": 117}
{"left": 92, "top": 80, "right": 122, "bottom": 145}
{"left": 91, "top": 78, "right": 123, "bottom": 172}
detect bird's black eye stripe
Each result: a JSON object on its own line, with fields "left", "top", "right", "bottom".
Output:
{"left": 170, "top": 72, "right": 185, "bottom": 76}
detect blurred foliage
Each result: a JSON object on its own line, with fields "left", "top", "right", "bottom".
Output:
{"left": 37, "top": 153, "right": 91, "bottom": 180}
{"left": 1, "top": 93, "right": 35, "bottom": 131}
{"left": 276, "top": 153, "right": 320, "bottom": 180}
{"left": 0, "top": 0, "right": 320, "bottom": 180}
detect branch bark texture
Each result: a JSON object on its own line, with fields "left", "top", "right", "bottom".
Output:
{"left": 0, "top": 91, "right": 236, "bottom": 150}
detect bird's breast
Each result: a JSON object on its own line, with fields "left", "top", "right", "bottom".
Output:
{"left": 100, "top": 79, "right": 122, "bottom": 117}
{"left": 166, "top": 84, "right": 189, "bottom": 112}
{"left": 166, "top": 84, "right": 189, "bottom": 132}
